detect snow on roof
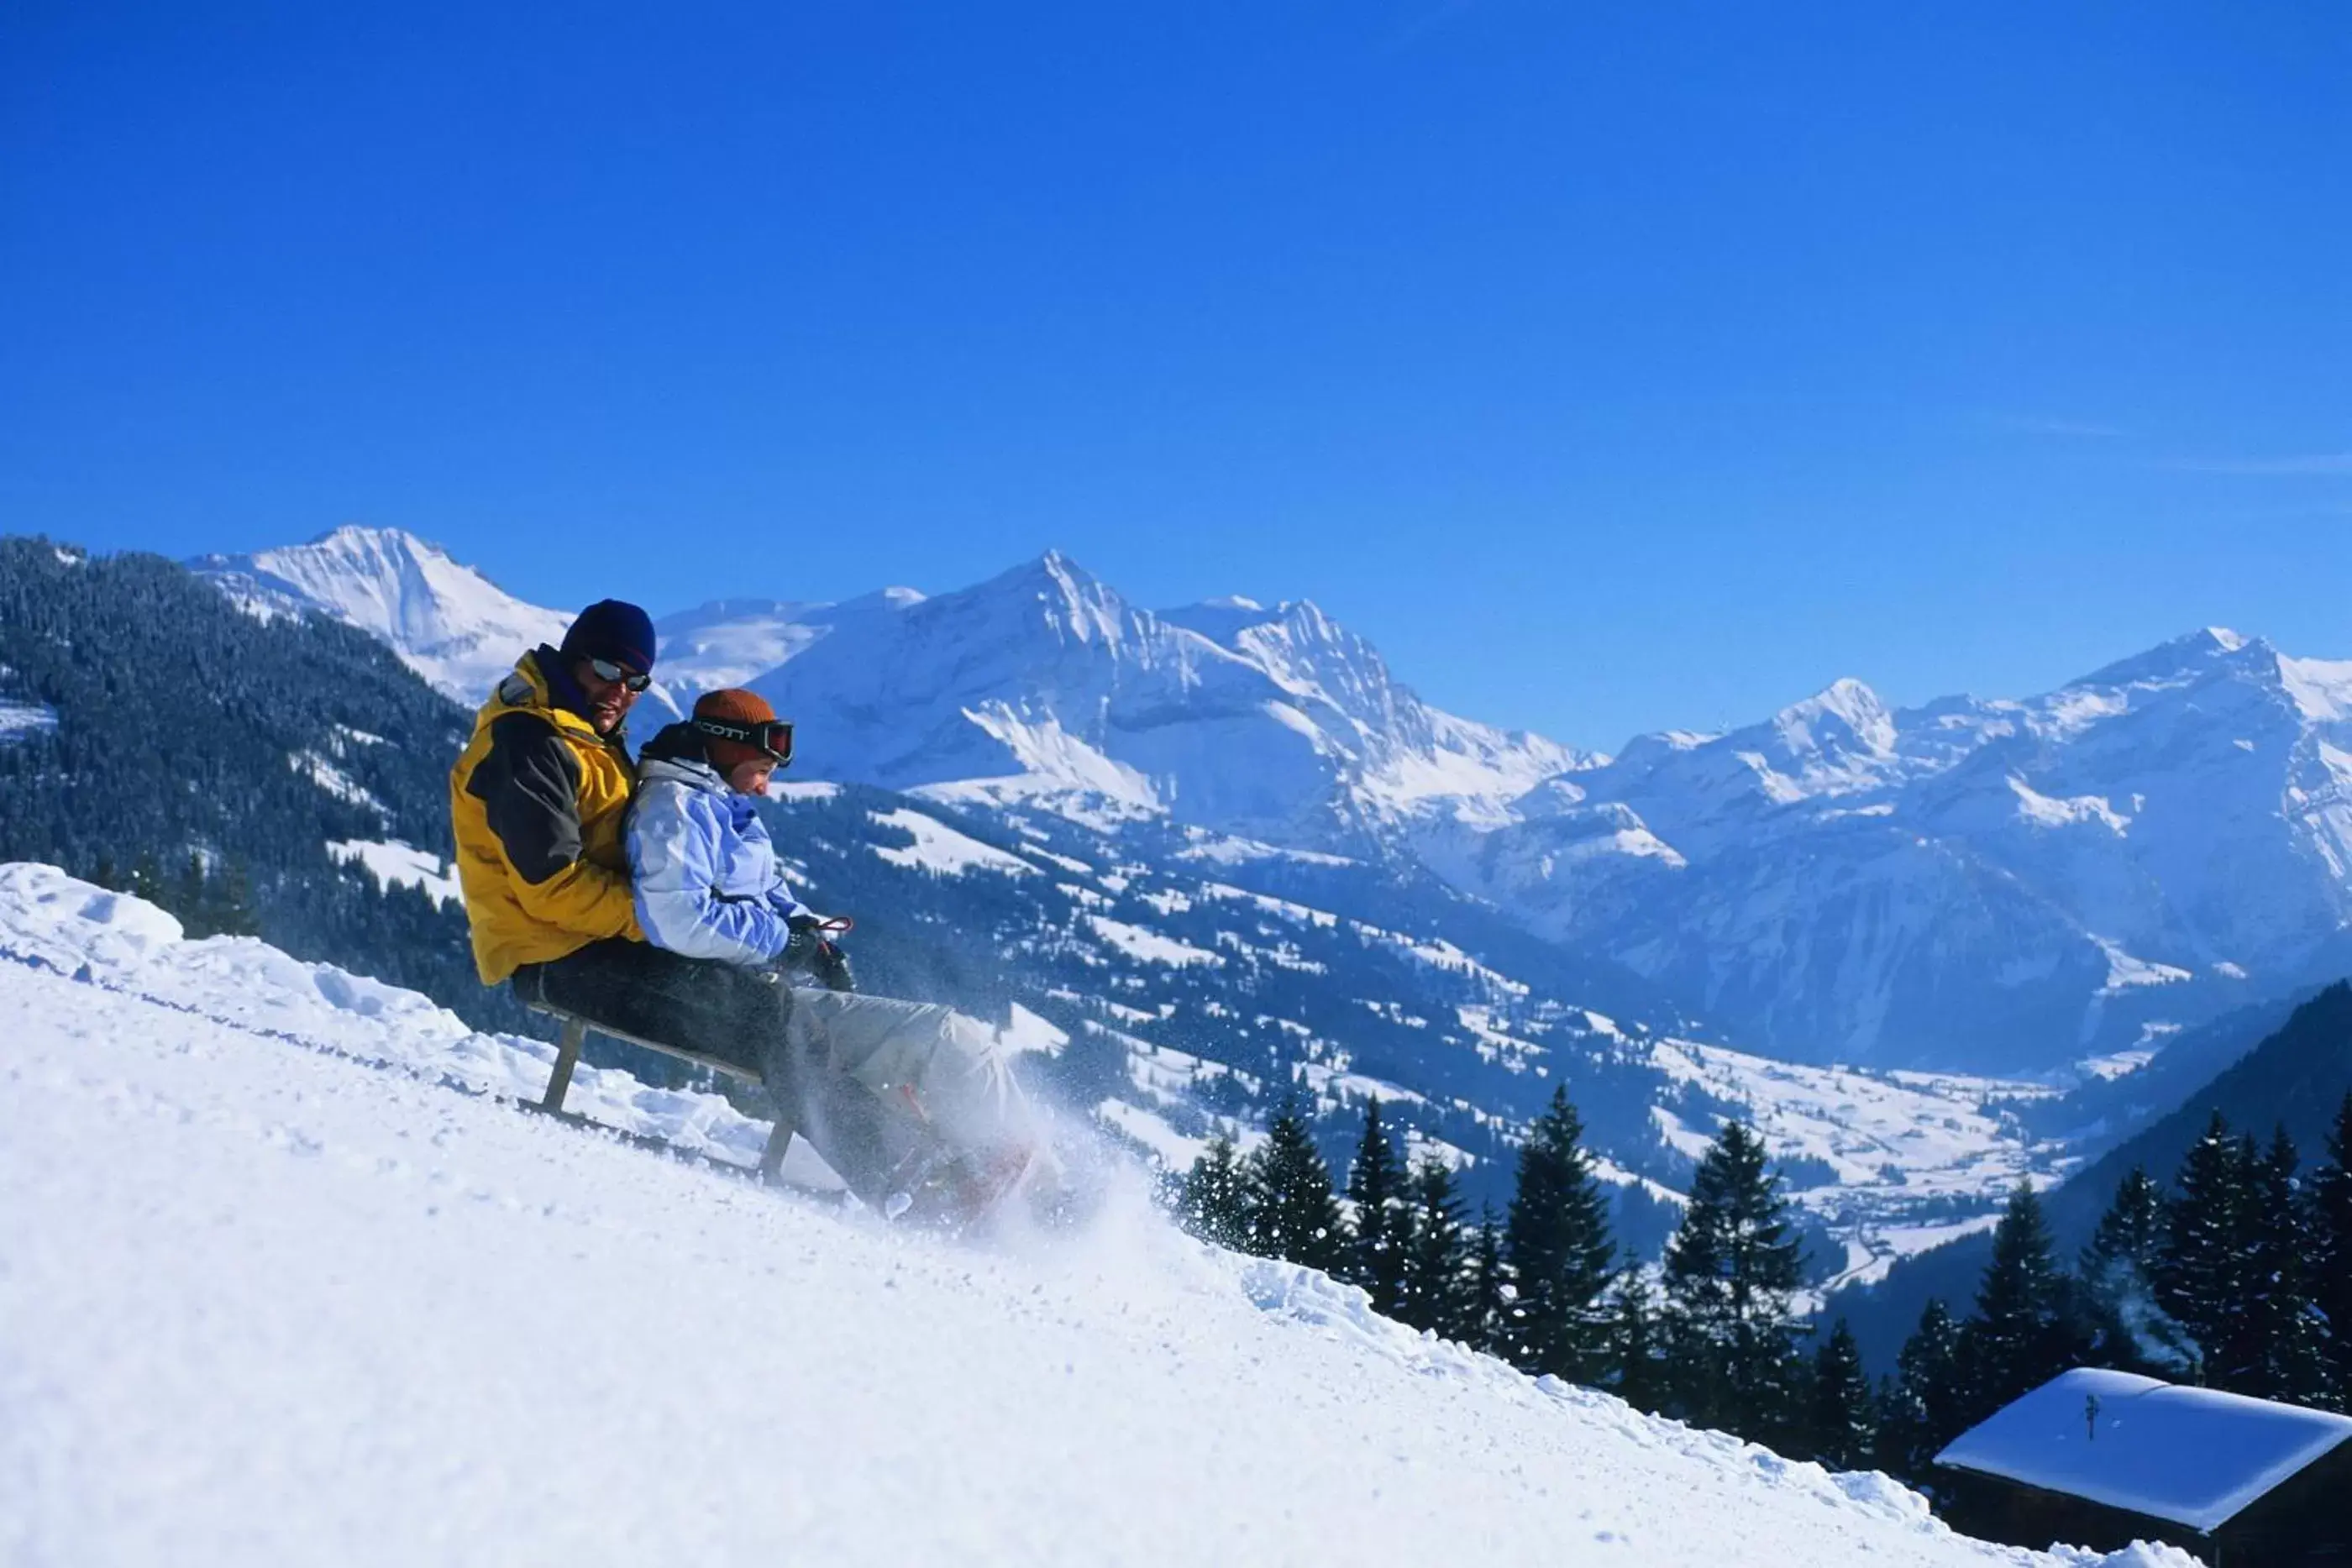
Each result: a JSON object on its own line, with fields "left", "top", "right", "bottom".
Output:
{"left": 1936, "top": 1367, "right": 2352, "bottom": 1534}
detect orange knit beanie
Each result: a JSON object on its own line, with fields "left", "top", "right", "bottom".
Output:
{"left": 693, "top": 688, "right": 784, "bottom": 772}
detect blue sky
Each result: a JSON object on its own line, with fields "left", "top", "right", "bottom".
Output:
{"left": 3, "top": 3, "right": 2346, "bottom": 751}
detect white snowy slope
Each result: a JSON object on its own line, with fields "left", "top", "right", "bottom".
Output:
{"left": 654, "top": 587, "right": 925, "bottom": 697}
{"left": 755, "top": 552, "right": 1587, "bottom": 847}
{"left": 0, "top": 863, "right": 2190, "bottom": 1568}
{"left": 1424, "top": 629, "right": 2352, "bottom": 1069}
{"left": 327, "top": 838, "right": 462, "bottom": 906}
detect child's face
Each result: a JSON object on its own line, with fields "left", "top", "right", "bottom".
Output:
{"left": 724, "top": 758, "right": 775, "bottom": 797}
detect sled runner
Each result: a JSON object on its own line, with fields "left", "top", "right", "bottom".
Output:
{"left": 524, "top": 999, "right": 799, "bottom": 1177}
{"left": 522, "top": 986, "right": 1053, "bottom": 1230}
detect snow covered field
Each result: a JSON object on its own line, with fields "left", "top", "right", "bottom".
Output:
{"left": 328, "top": 837, "right": 464, "bottom": 906}
{"left": 1642, "top": 1034, "right": 2075, "bottom": 1292}
{"left": 0, "top": 865, "right": 2191, "bottom": 1567}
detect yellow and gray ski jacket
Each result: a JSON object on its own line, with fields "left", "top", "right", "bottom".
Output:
{"left": 449, "top": 648, "right": 643, "bottom": 985}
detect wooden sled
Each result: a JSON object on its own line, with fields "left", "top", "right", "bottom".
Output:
{"left": 522, "top": 1000, "right": 795, "bottom": 1180}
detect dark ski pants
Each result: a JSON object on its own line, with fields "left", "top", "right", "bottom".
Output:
{"left": 512, "top": 938, "right": 927, "bottom": 1204}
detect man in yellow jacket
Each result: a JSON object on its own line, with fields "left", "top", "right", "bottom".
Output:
{"left": 449, "top": 599, "right": 657, "bottom": 986}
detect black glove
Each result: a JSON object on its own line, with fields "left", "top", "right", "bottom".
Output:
{"left": 812, "top": 940, "right": 856, "bottom": 994}
{"left": 778, "top": 917, "right": 856, "bottom": 993}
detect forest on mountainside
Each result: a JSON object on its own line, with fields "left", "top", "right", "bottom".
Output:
{"left": 0, "top": 536, "right": 530, "bottom": 1036}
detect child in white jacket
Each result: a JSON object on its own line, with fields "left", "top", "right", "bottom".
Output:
{"left": 628, "top": 688, "right": 845, "bottom": 982}
{"left": 616, "top": 690, "right": 1036, "bottom": 1223}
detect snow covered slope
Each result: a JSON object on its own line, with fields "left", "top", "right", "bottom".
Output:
{"left": 653, "top": 588, "right": 925, "bottom": 697}
{"left": 1426, "top": 630, "right": 2352, "bottom": 1069}
{"left": 0, "top": 863, "right": 2186, "bottom": 1568}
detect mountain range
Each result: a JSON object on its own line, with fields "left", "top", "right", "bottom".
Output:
{"left": 1425, "top": 629, "right": 2352, "bottom": 1068}
{"left": 193, "top": 526, "right": 2352, "bottom": 1078}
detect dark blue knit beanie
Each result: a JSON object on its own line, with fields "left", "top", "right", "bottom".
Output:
{"left": 559, "top": 599, "right": 658, "bottom": 674}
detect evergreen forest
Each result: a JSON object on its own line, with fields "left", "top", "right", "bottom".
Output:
{"left": 1174, "top": 1077, "right": 2352, "bottom": 1517}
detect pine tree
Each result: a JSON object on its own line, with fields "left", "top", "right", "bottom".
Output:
{"left": 1805, "top": 1320, "right": 1877, "bottom": 1471}
{"left": 1343, "top": 1099, "right": 1409, "bottom": 1317}
{"left": 1961, "top": 1182, "right": 2086, "bottom": 1419}
{"left": 1460, "top": 1205, "right": 1513, "bottom": 1354}
{"left": 1177, "top": 1132, "right": 1251, "bottom": 1250}
{"left": 2079, "top": 1166, "right": 2192, "bottom": 1375}
{"left": 1397, "top": 1156, "right": 1468, "bottom": 1335}
{"left": 2157, "top": 1112, "right": 2257, "bottom": 1387}
{"left": 175, "top": 851, "right": 210, "bottom": 931}
{"left": 2244, "top": 1125, "right": 2329, "bottom": 1402}
{"left": 1602, "top": 1256, "right": 1665, "bottom": 1414}
{"left": 2312, "top": 1093, "right": 2352, "bottom": 1410}
{"left": 1502, "top": 1087, "right": 1617, "bottom": 1383}
{"left": 1245, "top": 1101, "right": 1346, "bottom": 1272}
{"left": 1876, "top": 1299, "right": 1966, "bottom": 1486}
{"left": 1660, "top": 1120, "right": 1805, "bottom": 1440}
{"left": 209, "top": 858, "right": 263, "bottom": 938}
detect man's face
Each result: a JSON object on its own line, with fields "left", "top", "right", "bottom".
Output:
{"left": 571, "top": 658, "right": 641, "bottom": 735}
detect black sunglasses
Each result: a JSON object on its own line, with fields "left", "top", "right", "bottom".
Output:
{"left": 585, "top": 656, "right": 652, "bottom": 693}
{"left": 693, "top": 715, "right": 795, "bottom": 766}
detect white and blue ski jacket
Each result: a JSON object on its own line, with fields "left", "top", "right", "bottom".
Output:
{"left": 626, "top": 725, "right": 814, "bottom": 967}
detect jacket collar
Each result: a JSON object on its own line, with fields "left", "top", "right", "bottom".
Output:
{"left": 475, "top": 649, "right": 630, "bottom": 751}
{"left": 638, "top": 721, "right": 728, "bottom": 794}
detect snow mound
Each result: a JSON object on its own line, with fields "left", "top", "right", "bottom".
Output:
{"left": 0, "top": 863, "right": 2188, "bottom": 1567}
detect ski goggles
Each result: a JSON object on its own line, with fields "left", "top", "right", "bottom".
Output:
{"left": 584, "top": 656, "right": 653, "bottom": 693}
{"left": 694, "top": 715, "right": 795, "bottom": 766}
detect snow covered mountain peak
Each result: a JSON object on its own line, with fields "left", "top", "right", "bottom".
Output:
{"left": 742, "top": 559, "right": 1583, "bottom": 842}
{"left": 1164, "top": 595, "right": 1396, "bottom": 719}
{"left": 189, "top": 525, "right": 574, "bottom": 706}
{"left": 1778, "top": 676, "right": 1895, "bottom": 746}
{"left": 2071, "top": 625, "right": 2271, "bottom": 696}
{"left": 1766, "top": 676, "right": 1901, "bottom": 783}
{"left": 980, "top": 548, "right": 1133, "bottom": 650}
